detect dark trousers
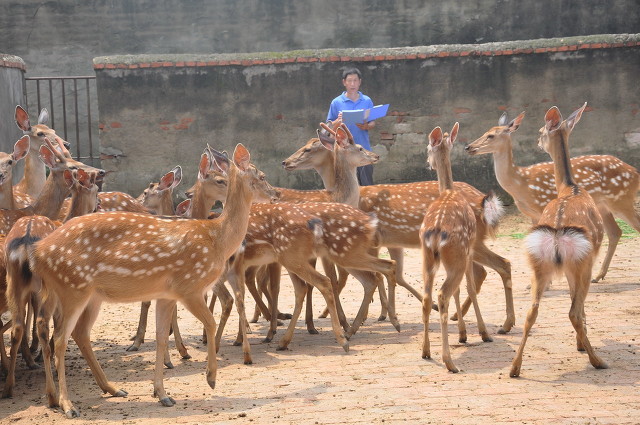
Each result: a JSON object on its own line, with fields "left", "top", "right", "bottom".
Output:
{"left": 357, "top": 164, "right": 374, "bottom": 186}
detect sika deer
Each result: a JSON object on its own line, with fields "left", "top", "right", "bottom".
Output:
{"left": 25, "top": 144, "right": 273, "bottom": 417}
{"left": 2, "top": 168, "right": 99, "bottom": 398}
{"left": 510, "top": 103, "right": 608, "bottom": 377}
{"left": 421, "top": 124, "right": 492, "bottom": 373}
{"left": 127, "top": 166, "right": 192, "bottom": 365}
{"left": 466, "top": 111, "right": 640, "bottom": 282}
{"left": 0, "top": 136, "right": 30, "bottom": 210}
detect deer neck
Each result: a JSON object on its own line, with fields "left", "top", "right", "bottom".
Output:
{"left": 329, "top": 151, "right": 360, "bottom": 207}
{"left": 190, "top": 182, "right": 218, "bottom": 219}
{"left": 0, "top": 180, "right": 16, "bottom": 209}
{"left": 434, "top": 152, "right": 454, "bottom": 193}
{"left": 212, "top": 165, "right": 253, "bottom": 259}
{"left": 19, "top": 147, "right": 47, "bottom": 198}
{"left": 314, "top": 154, "right": 337, "bottom": 191}
{"left": 548, "top": 130, "right": 577, "bottom": 193}
{"left": 158, "top": 194, "right": 175, "bottom": 216}
{"left": 491, "top": 138, "right": 528, "bottom": 192}
{"left": 63, "top": 191, "right": 93, "bottom": 222}
{"left": 30, "top": 171, "right": 71, "bottom": 219}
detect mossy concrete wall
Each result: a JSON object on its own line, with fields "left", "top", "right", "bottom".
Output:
{"left": 95, "top": 34, "right": 640, "bottom": 200}
{"left": 0, "top": 54, "right": 25, "bottom": 151}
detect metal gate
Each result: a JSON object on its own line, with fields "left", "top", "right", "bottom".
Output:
{"left": 23, "top": 76, "right": 100, "bottom": 168}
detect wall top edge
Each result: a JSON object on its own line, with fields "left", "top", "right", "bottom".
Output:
{"left": 93, "top": 33, "right": 640, "bottom": 70}
{"left": 0, "top": 54, "right": 26, "bottom": 71}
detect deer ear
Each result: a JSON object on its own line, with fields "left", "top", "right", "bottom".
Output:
{"left": 334, "top": 126, "right": 349, "bottom": 148}
{"left": 506, "top": 111, "right": 525, "bottom": 134}
{"left": 233, "top": 143, "right": 251, "bottom": 171}
{"left": 15, "top": 105, "right": 31, "bottom": 131}
{"left": 565, "top": 102, "right": 587, "bottom": 132}
{"left": 498, "top": 112, "right": 509, "bottom": 126}
{"left": 38, "top": 144, "right": 57, "bottom": 168}
{"left": 428, "top": 126, "right": 443, "bottom": 147}
{"left": 449, "top": 122, "right": 459, "bottom": 145}
{"left": 170, "top": 165, "right": 182, "bottom": 188}
{"left": 198, "top": 152, "right": 211, "bottom": 179}
{"left": 12, "top": 136, "right": 30, "bottom": 161}
{"left": 63, "top": 169, "right": 75, "bottom": 187}
{"left": 76, "top": 168, "right": 90, "bottom": 188}
{"left": 175, "top": 198, "right": 191, "bottom": 216}
{"left": 158, "top": 169, "right": 176, "bottom": 191}
{"left": 38, "top": 108, "right": 49, "bottom": 125}
{"left": 544, "top": 106, "right": 563, "bottom": 132}
{"left": 317, "top": 129, "right": 335, "bottom": 151}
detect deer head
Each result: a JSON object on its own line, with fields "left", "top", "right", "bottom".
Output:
{"left": 138, "top": 166, "right": 183, "bottom": 214}
{"left": 0, "top": 136, "right": 30, "bottom": 186}
{"left": 465, "top": 112, "right": 525, "bottom": 156}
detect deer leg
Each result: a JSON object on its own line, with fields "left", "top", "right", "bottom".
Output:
{"left": 153, "top": 299, "right": 178, "bottom": 407}
{"left": 285, "top": 266, "right": 348, "bottom": 352}
{"left": 262, "top": 263, "right": 289, "bottom": 322}
{"left": 318, "top": 258, "right": 339, "bottom": 318}
{"left": 567, "top": 263, "right": 608, "bottom": 369}
{"left": 472, "top": 242, "right": 515, "bottom": 334}
{"left": 344, "top": 269, "right": 378, "bottom": 339}
{"left": 170, "top": 305, "right": 190, "bottom": 360}
{"left": 438, "top": 266, "right": 465, "bottom": 373}
{"left": 510, "top": 267, "right": 552, "bottom": 378}
{"left": 28, "top": 293, "right": 40, "bottom": 355}
{"left": 226, "top": 263, "right": 253, "bottom": 365}
{"left": 127, "top": 301, "right": 151, "bottom": 351}
{"left": 388, "top": 247, "right": 423, "bottom": 300}
{"left": 71, "top": 297, "right": 127, "bottom": 399}
{"left": 451, "top": 262, "right": 486, "bottom": 321}
{"left": 0, "top": 319, "right": 10, "bottom": 373}
{"left": 592, "top": 208, "right": 622, "bottom": 283}
{"left": 265, "top": 262, "right": 281, "bottom": 343}
{"left": 452, "top": 288, "right": 467, "bottom": 343}
{"left": 181, "top": 295, "right": 218, "bottom": 393}
{"left": 276, "top": 273, "right": 309, "bottom": 351}
{"left": 305, "top": 282, "right": 318, "bottom": 334}
{"left": 212, "top": 278, "right": 233, "bottom": 352}
{"left": 246, "top": 266, "right": 272, "bottom": 322}
{"left": 203, "top": 292, "right": 216, "bottom": 344}
{"left": 421, "top": 249, "right": 437, "bottom": 360}
{"left": 20, "top": 295, "right": 37, "bottom": 369}
{"left": 465, "top": 262, "right": 492, "bottom": 342}
{"left": 35, "top": 301, "right": 56, "bottom": 408}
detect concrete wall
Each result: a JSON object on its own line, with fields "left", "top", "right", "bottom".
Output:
{"left": 95, "top": 34, "right": 640, "bottom": 200}
{"left": 1, "top": 0, "right": 638, "bottom": 77}
{"left": 0, "top": 54, "right": 25, "bottom": 151}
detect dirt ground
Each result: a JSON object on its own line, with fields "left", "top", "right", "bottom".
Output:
{"left": 1, "top": 207, "right": 639, "bottom": 425}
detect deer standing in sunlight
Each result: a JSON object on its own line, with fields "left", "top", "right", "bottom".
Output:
{"left": 20, "top": 144, "right": 274, "bottom": 418}
{"left": 420, "top": 123, "right": 492, "bottom": 373}
{"left": 466, "top": 111, "right": 639, "bottom": 282}
{"left": 510, "top": 103, "right": 608, "bottom": 377}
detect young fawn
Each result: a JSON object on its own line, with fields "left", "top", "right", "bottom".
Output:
{"left": 466, "top": 111, "right": 639, "bottom": 282}
{"left": 24, "top": 144, "right": 275, "bottom": 418}
{"left": 420, "top": 123, "right": 492, "bottom": 373}
{"left": 510, "top": 103, "right": 608, "bottom": 377}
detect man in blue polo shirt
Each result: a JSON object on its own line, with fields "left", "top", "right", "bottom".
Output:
{"left": 326, "top": 67, "right": 376, "bottom": 186}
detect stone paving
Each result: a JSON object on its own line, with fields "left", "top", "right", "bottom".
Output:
{"left": 1, "top": 217, "right": 639, "bottom": 425}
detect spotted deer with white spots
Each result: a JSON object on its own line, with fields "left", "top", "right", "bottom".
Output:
{"left": 23, "top": 144, "right": 276, "bottom": 418}
{"left": 0, "top": 136, "right": 30, "bottom": 210}
{"left": 510, "top": 103, "right": 609, "bottom": 377}
{"left": 283, "top": 126, "right": 514, "bottom": 334}
{"left": 0, "top": 138, "right": 86, "bottom": 235}
{"left": 13, "top": 105, "right": 106, "bottom": 203}
{"left": 126, "top": 166, "right": 192, "bottom": 364}
{"left": 2, "top": 168, "right": 99, "bottom": 399}
{"left": 466, "top": 111, "right": 640, "bottom": 282}
{"left": 421, "top": 124, "right": 493, "bottom": 373}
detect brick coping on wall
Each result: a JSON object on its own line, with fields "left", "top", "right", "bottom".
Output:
{"left": 0, "top": 54, "right": 26, "bottom": 71}
{"left": 93, "top": 33, "right": 640, "bottom": 70}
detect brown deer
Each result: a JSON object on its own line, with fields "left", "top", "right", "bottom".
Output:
{"left": 13, "top": 105, "right": 105, "bottom": 202}
{"left": 421, "top": 124, "right": 492, "bottom": 373}
{"left": 2, "top": 168, "right": 99, "bottom": 398}
{"left": 0, "top": 136, "right": 30, "bottom": 210}
{"left": 283, "top": 127, "right": 514, "bottom": 334}
{"left": 510, "top": 103, "right": 608, "bottom": 377}
{"left": 126, "top": 166, "right": 192, "bottom": 365}
{"left": 23, "top": 144, "right": 275, "bottom": 417}
{"left": 466, "top": 111, "right": 640, "bottom": 282}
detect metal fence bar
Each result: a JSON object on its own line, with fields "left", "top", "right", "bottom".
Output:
{"left": 23, "top": 76, "right": 98, "bottom": 164}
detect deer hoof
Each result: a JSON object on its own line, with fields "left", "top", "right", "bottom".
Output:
{"left": 125, "top": 344, "right": 140, "bottom": 352}
{"left": 65, "top": 408, "right": 80, "bottom": 419}
{"left": 159, "top": 397, "right": 176, "bottom": 407}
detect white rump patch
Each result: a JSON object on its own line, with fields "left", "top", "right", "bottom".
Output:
{"left": 482, "top": 194, "right": 505, "bottom": 227}
{"left": 526, "top": 227, "right": 592, "bottom": 264}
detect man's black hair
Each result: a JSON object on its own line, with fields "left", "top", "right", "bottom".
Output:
{"left": 342, "top": 68, "right": 362, "bottom": 80}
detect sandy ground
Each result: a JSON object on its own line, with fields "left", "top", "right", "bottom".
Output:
{"left": 1, "top": 208, "right": 639, "bottom": 425}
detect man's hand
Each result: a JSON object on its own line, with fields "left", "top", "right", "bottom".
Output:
{"left": 356, "top": 120, "right": 375, "bottom": 131}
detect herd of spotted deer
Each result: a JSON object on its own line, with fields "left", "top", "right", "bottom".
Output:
{"left": 0, "top": 102, "right": 638, "bottom": 418}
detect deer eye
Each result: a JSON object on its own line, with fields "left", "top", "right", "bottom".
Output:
{"left": 487, "top": 135, "right": 494, "bottom": 139}
{"left": 304, "top": 148, "right": 311, "bottom": 153}
{"left": 259, "top": 175, "right": 265, "bottom": 181}
{"left": 37, "top": 132, "right": 45, "bottom": 137}
{"left": 7, "top": 160, "right": 13, "bottom": 166}
{"left": 69, "top": 165, "right": 78, "bottom": 170}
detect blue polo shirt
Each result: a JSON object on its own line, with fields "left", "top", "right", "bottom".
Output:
{"left": 327, "top": 91, "right": 374, "bottom": 151}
